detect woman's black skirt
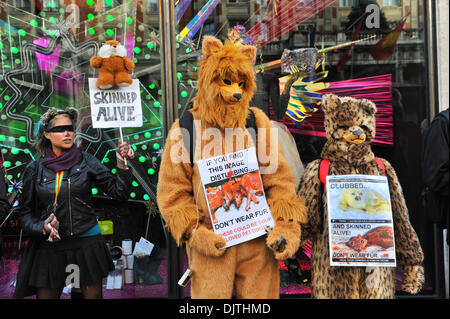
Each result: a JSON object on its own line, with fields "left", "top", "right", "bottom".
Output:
{"left": 14, "top": 234, "right": 114, "bottom": 298}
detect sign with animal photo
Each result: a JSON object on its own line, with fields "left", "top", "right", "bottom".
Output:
{"left": 197, "top": 147, "right": 275, "bottom": 248}
{"left": 88, "top": 78, "right": 142, "bottom": 128}
{"left": 326, "top": 175, "right": 396, "bottom": 267}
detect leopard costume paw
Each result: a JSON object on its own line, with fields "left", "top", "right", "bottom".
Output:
{"left": 266, "top": 220, "right": 301, "bottom": 260}
{"left": 401, "top": 265, "right": 425, "bottom": 295}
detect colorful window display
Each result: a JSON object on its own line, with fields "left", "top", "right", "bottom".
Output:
{"left": 0, "top": 0, "right": 445, "bottom": 299}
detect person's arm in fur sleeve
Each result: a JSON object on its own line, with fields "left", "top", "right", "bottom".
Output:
{"left": 157, "top": 121, "right": 200, "bottom": 246}
{"left": 297, "top": 160, "right": 322, "bottom": 244}
{"left": 381, "top": 158, "right": 425, "bottom": 294}
{"left": 251, "top": 107, "right": 307, "bottom": 260}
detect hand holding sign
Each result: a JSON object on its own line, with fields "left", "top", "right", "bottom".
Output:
{"left": 189, "top": 225, "right": 226, "bottom": 257}
{"left": 116, "top": 142, "right": 135, "bottom": 169}
{"left": 43, "top": 213, "right": 61, "bottom": 242}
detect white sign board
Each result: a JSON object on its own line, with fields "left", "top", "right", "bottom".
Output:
{"left": 197, "top": 147, "right": 275, "bottom": 248}
{"left": 326, "top": 175, "right": 396, "bottom": 267}
{"left": 89, "top": 78, "right": 142, "bottom": 128}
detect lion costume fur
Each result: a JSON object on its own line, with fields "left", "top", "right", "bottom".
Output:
{"left": 157, "top": 36, "right": 307, "bottom": 299}
{"left": 298, "top": 94, "right": 424, "bottom": 298}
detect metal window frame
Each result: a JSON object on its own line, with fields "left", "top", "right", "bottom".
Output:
{"left": 419, "top": 0, "right": 446, "bottom": 299}
{"left": 158, "top": 0, "right": 185, "bottom": 299}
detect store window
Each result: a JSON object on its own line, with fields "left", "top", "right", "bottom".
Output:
{"left": 0, "top": 0, "right": 445, "bottom": 300}
{"left": 148, "top": 0, "right": 158, "bottom": 13}
{"left": 172, "top": 0, "right": 444, "bottom": 299}
{"left": 11, "top": 0, "right": 30, "bottom": 10}
{"left": 102, "top": 0, "right": 117, "bottom": 11}
{"left": 203, "top": 23, "right": 215, "bottom": 36}
{"left": 0, "top": 0, "right": 167, "bottom": 299}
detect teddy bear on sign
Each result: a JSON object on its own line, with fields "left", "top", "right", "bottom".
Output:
{"left": 90, "top": 40, "right": 135, "bottom": 90}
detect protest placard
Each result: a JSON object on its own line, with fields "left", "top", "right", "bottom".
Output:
{"left": 88, "top": 78, "right": 142, "bottom": 128}
{"left": 196, "top": 147, "right": 275, "bottom": 248}
{"left": 326, "top": 175, "right": 396, "bottom": 267}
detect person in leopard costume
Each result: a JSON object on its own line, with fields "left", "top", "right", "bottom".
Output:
{"left": 298, "top": 94, "right": 424, "bottom": 298}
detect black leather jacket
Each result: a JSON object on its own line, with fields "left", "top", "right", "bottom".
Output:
{"left": 19, "top": 151, "right": 132, "bottom": 239}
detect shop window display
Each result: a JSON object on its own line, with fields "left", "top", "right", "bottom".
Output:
{"left": 0, "top": 0, "right": 170, "bottom": 298}
{"left": 0, "top": 0, "right": 444, "bottom": 299}
{"left": 172, "top": 0, "right": 439, "bottom": 298}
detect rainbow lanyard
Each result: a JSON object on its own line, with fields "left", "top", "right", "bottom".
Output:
{"left": 53, "top": 171, "right": 64, "bottom": 207}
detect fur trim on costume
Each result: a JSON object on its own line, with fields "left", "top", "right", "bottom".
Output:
{"left": 322, "top": 94, "right": 377, "bottom": 143}
{"left": 164, "top": 206, "right": 199, "bottom": 245}
{"left": 268, "top": 197, "right": 307, "bottom": 224}
{"left": 266, "top": 220, "right": 301, "bottom": 260}
{"left": 189, "top": 224, "right": 226, "bottom": 257}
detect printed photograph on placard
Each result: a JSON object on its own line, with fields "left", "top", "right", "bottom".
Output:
{"left": 329, "top": 222, "right": 396, "bottom": 266}
{"left": 328, "top": 178, "right": 393, "bottom": 221}
{"left": 197, "top": 148, "right": 275, "bottom": 248}
{"left": 206, "top": 169, "right": 267, "bottom": 224}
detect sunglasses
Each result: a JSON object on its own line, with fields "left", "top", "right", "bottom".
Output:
{"left": 46, "top": 125, "right": 75, "bottom": 133}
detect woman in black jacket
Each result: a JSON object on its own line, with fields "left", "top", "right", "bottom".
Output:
{"left": 14, "top": 108, "right": 134, "bottom": 299}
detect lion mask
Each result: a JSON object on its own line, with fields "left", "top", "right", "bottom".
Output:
{"left": 191, "top": 36, "right": 257, "bottom": 129}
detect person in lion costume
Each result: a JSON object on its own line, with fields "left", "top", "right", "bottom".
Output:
{"left": 156, "top": 36, "right": 307, "bottom": 299}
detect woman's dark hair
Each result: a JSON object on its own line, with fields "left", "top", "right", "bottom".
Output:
{"left": 34, "top": 108, "right": 78, "bottom": 154}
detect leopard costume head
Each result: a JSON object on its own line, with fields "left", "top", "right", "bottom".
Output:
{"left": 321, "top": 94, "right": 377, "bottom": 145}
